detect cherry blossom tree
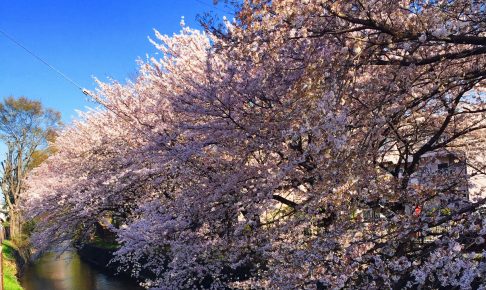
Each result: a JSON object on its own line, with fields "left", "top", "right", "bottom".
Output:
{"left": 23, "top": 1, "right": 486, "bottom": 289}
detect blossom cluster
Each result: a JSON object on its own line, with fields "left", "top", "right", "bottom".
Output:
{"left": 23, "top": 1, "right": 486, "bottom": 288}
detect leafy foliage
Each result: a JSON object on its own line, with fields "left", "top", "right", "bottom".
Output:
{"left": 0, "top": 96, "right": 61, "bottom": 241}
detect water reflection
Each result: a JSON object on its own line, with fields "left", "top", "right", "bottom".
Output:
{"left": 21, "top": 251, "right": 143, "bottom": 290}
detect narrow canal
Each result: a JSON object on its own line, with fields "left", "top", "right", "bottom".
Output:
{"left": 20, "top": 251, "right": 143, "bottom": 290}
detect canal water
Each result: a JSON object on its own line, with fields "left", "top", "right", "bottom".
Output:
{"left": 21, "top": 251, "right": 143, "bottom": 290}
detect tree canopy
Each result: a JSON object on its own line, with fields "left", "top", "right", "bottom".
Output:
{"left": 0, "top": 96, "right": 61, "bottom": 241}
{"left": 23, "top": 1, "right": 486, "bottom": 289}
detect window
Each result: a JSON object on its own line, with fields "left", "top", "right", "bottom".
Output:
{"left": 363, "top": 209, "right": 379, "bottom": 222}
{"left": 438, "top": 163, "right": 449, "bottom": 172}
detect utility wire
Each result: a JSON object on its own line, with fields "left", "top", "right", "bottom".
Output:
{"left": 194, "top": 0, "right": 235, "bottom": 15}
{"left": 0, "top": 28, "right": 89, "bottom": 95}
{"left": 0, "top": 28, "right": 150, "bottom": 129}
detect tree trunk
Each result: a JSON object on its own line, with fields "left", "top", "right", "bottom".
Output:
{"left": 8, "top": 208, "right": 22, "bottom": 241}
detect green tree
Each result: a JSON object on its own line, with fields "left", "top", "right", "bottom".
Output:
{"left": 0, "top": 96, "right": 61, "bottom": 241}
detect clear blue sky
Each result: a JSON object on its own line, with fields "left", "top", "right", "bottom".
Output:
{"left": 0, "top": 0, "right": 232, "bottom": 123}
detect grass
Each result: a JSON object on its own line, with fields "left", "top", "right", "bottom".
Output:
{"left": 3, "top": 240, "right": 23, "bottom": 290}
{"left": 89, "top": 236, "right": 120, "bottom": 250}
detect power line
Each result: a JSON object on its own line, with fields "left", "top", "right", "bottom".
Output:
{"left": 0, "top": 28, "right": 88, "bottom": 94}
{"left": 194, "top": 0, "right": 235, "bottom": 15}
{"left": 0, "top": 30, "right": 132, "bottom": 118}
